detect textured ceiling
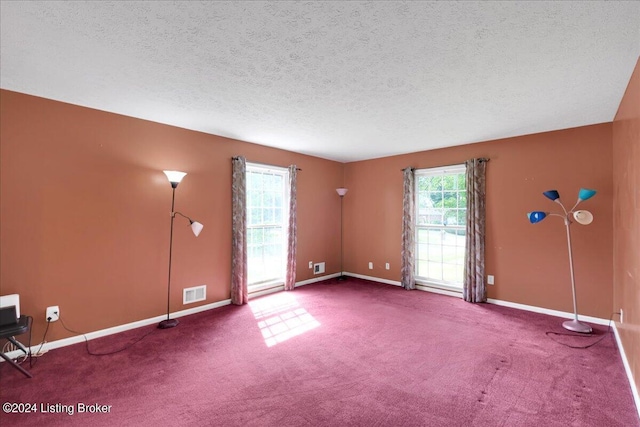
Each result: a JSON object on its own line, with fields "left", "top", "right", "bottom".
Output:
{"left": 1, "top": 1, "right": 639, "bottom": 162}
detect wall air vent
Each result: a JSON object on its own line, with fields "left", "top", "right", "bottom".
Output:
{"left": 313, "top": 262, "right": 325, "bottom": 275}
{"left": 183, "top": 285, "right": 206, "bottom": 305}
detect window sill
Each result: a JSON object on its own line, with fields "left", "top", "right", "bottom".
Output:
{"left": 415, "top": 280, "right": 463, "bottom": 294}
{"left": 248, "top": 280, "right": 285, "bottom": 294}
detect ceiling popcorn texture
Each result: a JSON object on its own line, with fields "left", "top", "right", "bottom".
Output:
{"left": 1, "top": 1, "right": 639, "bottom": 162}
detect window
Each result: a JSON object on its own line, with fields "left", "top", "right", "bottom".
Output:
{"left": 415, "top": 164, "right": 466, "bottom": 289}
{"left": 246, "top": 163, "right": 289, "bottom": 287}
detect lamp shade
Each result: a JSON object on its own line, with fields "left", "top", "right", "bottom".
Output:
{"left": 163, "top": 170, "right": 187, "bottom": 185}
{"left": 573, "top": 210, "right": 593, "bottom": 225}
{"left": 336, "top": 188, "right": 348, "bottom": 197}
{"left": 543, "top": 190, "right": 560, "bottom": 201}
{"left": 190, "top": 221, "right": 204, "bottom": 237}
{"left": 578, "top": 188, "right": 596, "bottom": 201}
{"left": 527, "top": 211, "right": 548, "bottom": 224}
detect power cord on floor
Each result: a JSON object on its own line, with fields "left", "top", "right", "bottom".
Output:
{"left": 545, "top": 312, "right": 617, "bottom": 349}
{"left": 26, "top": 316, "right": 50, "bottom": 367}
{"left": 58, "top": 314, "right": 155, "bottom": 356}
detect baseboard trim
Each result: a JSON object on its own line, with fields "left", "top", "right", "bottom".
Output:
{"left": 2, "top": 274, "right": 343, "bottom": 361}
{"left": 485, "top": 298, "right": 610, "bottom": 326}
{"left": 344, "top": 272, "right": 610, "bottom": 326}
{"left": 0, "top": 298, "right": 234, "bottom": 359}
{"left": 613, "top": 322, "right": 640, "bottom": 419}
{"left": 248, "top": 273, "right": 342, "bottom": 299}
{"left": 345, "top": 272, "right": 402, "bottom": 287}
{"left": 296, "top": 273, "right": 341, "bottom": 287}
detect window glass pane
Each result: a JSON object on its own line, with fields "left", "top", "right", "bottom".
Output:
{"left": 442, "top": 175, "right": 456, "bottom": 190}
{"left": 264, "top": 192, "right": 275, "bottom": 208}
{"left": 442, "top": 191, "right": 457, "bottom": 208}
{"left": 246, "top": 165, "right": 288, "bottom": 285}
{"left": 428, "top": 176, "right": 442, "bottom": 191}
{"left": 263, "top": 208, "right": 275, "bottom": 224}
{"left": 414, "top": 166, "right": 467, "bottom": 288}
{"left": 249, "top": 208, "right": 262, "bottom": 226}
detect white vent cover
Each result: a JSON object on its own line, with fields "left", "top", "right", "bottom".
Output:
{"left": 183, "top": 285, "right": 206, "bottom": 305}
{"left": 313, "top": 262, "right": 325, "bottom": 275}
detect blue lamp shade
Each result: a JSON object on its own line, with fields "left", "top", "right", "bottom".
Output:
{"left": 578, "top": 188, "right": 596, "bottom": 201}
{"left": 527, "top": 211, "right": 547, "bottom": 224}
{"left": 543, "top": 190, "right": 560, "bottom": 201}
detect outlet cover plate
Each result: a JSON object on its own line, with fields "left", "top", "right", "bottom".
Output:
{"left": 46, "top": 306, "right": 59, "bottom": 322}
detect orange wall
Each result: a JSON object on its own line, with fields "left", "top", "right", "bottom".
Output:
{"left": 0, "top": 90, "right": 344, "bottom": 342}
{"left": 344, "top": 124, "right": 614, "bottom": 318}
{"left": 613, "top": 58, "right": 640, "bottom": 396}
{"left": 0, "top": 87, "right": 624, "bottom": 346}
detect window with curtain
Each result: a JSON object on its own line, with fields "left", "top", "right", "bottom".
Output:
{"left": 414, "top": 164, "right": 466, "bottom": 290}
{"left": 246, "top": 163, "right": 290, "bottom": 288}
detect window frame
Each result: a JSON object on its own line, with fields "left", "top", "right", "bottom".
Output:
{"left": 246, "top": 162, "right": 290, "bottom": 289}
{"left": 414, "top": 164, "right": 466, "bottom": 293}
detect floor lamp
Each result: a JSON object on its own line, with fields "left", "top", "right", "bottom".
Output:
{"left": 527, "top": 188, "right": 596, "bottom": 334}
{"left": 336, "top": 188, "right": 348, "bottom": 281}
{"left": 159, "top": 170, "right": 204, "bottom": 329}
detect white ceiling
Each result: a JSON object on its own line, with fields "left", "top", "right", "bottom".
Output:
{"left": 1, "top": 1, "right": 639, "bottom": 162}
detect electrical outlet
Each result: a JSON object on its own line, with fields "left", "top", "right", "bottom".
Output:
{"left": 308, "top": 261, "right": 313, "bottom": 269}
{"left": 385, "top": 263, "right": 390, "bottom": 270}
{"left": 487, "top": 275, "right": 495, "bottom": 285}
{"left": 368, "top": 262, "right": 373, "bottom": 269}
{"left": 620, "top": 309, "right": 624, "bottom": 324}
{"left": 46, "top": 305, "right": 60, "bottom": 322}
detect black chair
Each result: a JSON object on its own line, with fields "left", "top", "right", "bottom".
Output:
{"left": 0, "top": 316, "right": 32, "bottom": 378}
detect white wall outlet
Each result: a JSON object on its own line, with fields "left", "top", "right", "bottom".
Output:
{"left": 368, "top": 262, "right": 373, "bottom": 269}
{"left": 385, "top": 263, "right": 390, "bottom": 270}
{"left": 487, "top": 275, "right": 495, "bottom": 285}
{"left": 620, "top": 309, "right": 624, "bottom": 324}
{"left": 309, "top": 261, "right": 313, "bottom": 269}
{"left": 46, "top": 305, "right": 59, "bottom": 322}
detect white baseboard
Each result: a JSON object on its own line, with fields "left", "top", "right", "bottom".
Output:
{"left": 485, "top": 298, "right": 610, "bottom": 326}
{"left": 344, "top": 272, "right": 610, "bottom": 326}
{"left": 613, "top": 322, "right": 640, "bottom": 419}
{"left": 1, "top": 273, "right": 342, "bottom": 361}
{"left": 344, "top": 272, "right": 402, "bottom": 287}
{"left": 2, "top": 299, "right": 231, "bottom": 360}
{"left": 296, "top": 272, "right": 341, "bottom": 287}
{"left": 248, "top": 273, "right": 342, "bottom": 299}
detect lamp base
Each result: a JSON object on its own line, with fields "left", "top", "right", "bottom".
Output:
{"left": 562, "top": 319, "right": 592, "bottom": 334}
{"left": 158, "top": 318, "right": 179, "bottom": 329}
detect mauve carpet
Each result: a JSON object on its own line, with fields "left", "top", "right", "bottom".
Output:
{"left": 0, "top": 278, "right": 638, "bottom": 426}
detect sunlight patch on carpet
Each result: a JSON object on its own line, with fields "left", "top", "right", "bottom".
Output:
{"left": 249, "top": 292, "right": 320, "bottom": 347}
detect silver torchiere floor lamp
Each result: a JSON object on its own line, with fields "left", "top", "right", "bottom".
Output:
{"left": 336, "top": 188, "right": 348, "bottom": 281}
{"left": 159, "top": 170, "right": 204, "bottom": 329}
{"left": 527, "top": 188, "right": 596, "bottom": 334}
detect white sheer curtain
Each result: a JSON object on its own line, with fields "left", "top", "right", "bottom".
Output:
{"left": 285, "top": 165, "right": 297, "bottom": 291}
{"left": 463, "top": 158, "right": 487, "bottom": 303}
{"left": 401, "top": 167, "right": 416, "bottom": 290}
{"left": 231, "top": 156, "right": 248, "bottom": 305}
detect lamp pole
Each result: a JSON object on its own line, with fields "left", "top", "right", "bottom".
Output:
{"left": 528, "top": 188, "right": 596, "bottom": 334}
{"left": 336, "top": 188, "right": 348, "bottom": 281}
{"left": 159, "top": 182, "right": 180, "bottom": 329}
{"left": 561, "top": 215, "right": 591, "bottom": 333}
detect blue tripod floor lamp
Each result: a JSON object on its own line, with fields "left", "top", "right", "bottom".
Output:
{"left": 527, "top": 188, "right": 596, "bottom": 334}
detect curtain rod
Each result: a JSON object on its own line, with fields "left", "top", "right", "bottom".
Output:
{"left": 401, "top": 158, "right": 489, "bottom": 171}
{"left": 232, "top": 157, "right": 302, "bottom": 171}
